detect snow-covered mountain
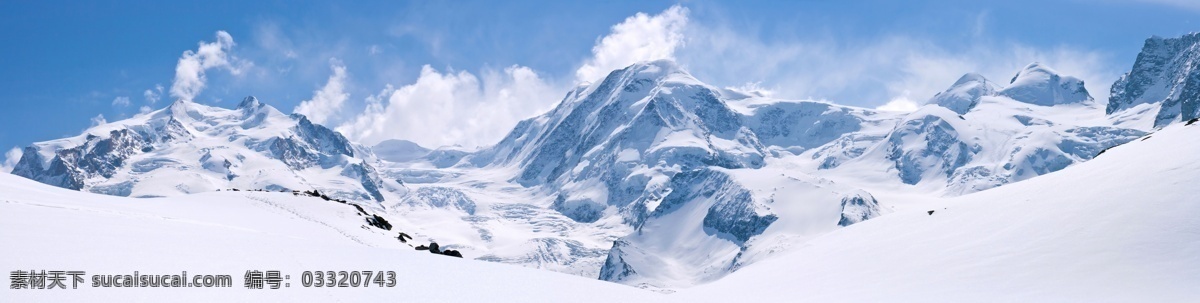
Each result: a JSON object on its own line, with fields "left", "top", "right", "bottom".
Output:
{"left": 929, "top": 73, "right": 997, "bottom": 115}
{"left": 1108, "top": 32, "right": 1200, "bottom": 129}
{"left": 816, "top": 63, "right": 1143, "bottom": 195}
{"left": 472, "top": 60, "right": 767, "bottom": 223}
{"left": 371, "top": 59, "right": 1148, "bottom": 289}
{"left": 367, "top": 60, "right": 892, "bottom": 289}
{"left": 11, "top": 97, "right": 402, "bottom": 204}
{"left": 667, "top": 119, "right": 1200, "bottom": 302}
{"left": 998, "top": 62, "right": 1094, "bottom": 106}
{"left": 5, "top": 90, "right": 1196, "bottom": 302}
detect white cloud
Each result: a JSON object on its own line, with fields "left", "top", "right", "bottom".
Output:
{"left": 294, "top": 58, "right": 350, "bottom": 125}
{"left": 675, "top": 22, "right": 1118, "bottom": 108}
{"left": 1, "top": 147, "right": 21, "bottom": 174}
{"left": 139, "top": 106, "right": 153, "bottom": 115}
{"left": 112, "top": 96, "right": 131, "bottom": 107}
{"left": 90, "top": 114, "right": 107, "bottom": 127}
{"left": 726, "top": 82, "right": 775, "bottom": 98}
{"left": 575, "top": 5, "right": 688, "bottom": 83}
{"left": 170, "top": 31, "right": 247, "bottom": 102}
{"left": 369, "top": 45, "right": 383, "bottom": 55}
{"left": 876, "top": 93, "right": 920, "bottom": 112}
{"left": 338, "top": 64, "right": 560, "bottom": 148}
{"left": 143, "top": 84, "right": 163, "bottom": 104}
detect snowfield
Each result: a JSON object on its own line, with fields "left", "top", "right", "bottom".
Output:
{"left": 0, "top": 172, "right": 657, "bottom": 302}
{"left": 670, "top": 122, "right": 1200, "bottom": 302}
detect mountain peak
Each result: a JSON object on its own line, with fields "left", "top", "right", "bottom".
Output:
{"left": 953, "top": 73, "right": 990, "bottom": 87}
{"left": 237, "top": 96, "right": 262, "bottom": 110}
{"left": 1008, "top": 62, "right": 1047, "bottom": 84}
{"left": 614, "top": 59, "right": 692, "bottom": 82}
{"left": 928, "top": 73, "right": 996, "bottom": 114}
{"left": 997, "top": 62, "right": 1092, "bottom": 106}
{"left": 1108, "top": 32, "right": 1200, "bottom": 128}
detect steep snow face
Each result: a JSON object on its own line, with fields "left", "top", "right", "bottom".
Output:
{"left": 739, "top": 100, "right": 875, "bottom": 155}
{"left": 472, "top": 60, "right": 768, "bottom": 223}
{"left": 1108, "top": 32, "right": 1200, "bottom": 128}
{"left": 599, "top": 167, "right": 877, "bottom": 290}
{"left": 928, "top": 73, "right": 998, "bottom": 114}
{"left": 10, "top": 97, "right": 397, "bottom": 203}
{"left": 881, "top": 106, "right": 980, "bottom": 186}
{"left": 998, "top": 62, "right": 1093, "bottom": 106}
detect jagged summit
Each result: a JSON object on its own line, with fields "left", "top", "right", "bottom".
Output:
{"left": 1108, "top": 32, "right": 1200, "bottom": 128}
{"left": 237, "top": 95, "right": 264, "bottom": 110}
{"left": 997, "top": 62, "right": 1093, "bottom": 106}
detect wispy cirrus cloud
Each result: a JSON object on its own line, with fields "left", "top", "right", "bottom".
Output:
{"left": 143, "top": 84, "right": 163, "bottom": 104}
{"left": 111, "top": 96, "right": 131, "bottom": 107}
{"left": 673, "top": 10, "right": 1118, "bottom": 107}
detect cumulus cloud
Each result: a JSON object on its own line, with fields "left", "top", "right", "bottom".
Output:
{"left": 112, "top": 96, "right": 131, "bottom": 107}
{"left": 876, "top": 93, "right": 920, "bottom": 112}
{"left": 1, "top": 147, "right": 21, "bottom": 173}
{"left": 294, "top": 58, "right": 350, "bottom": 125}
{"left": 143, "top": 84, "right": 163, "bottom": 104}
{"left": 575, "top": 5, "right": 688, "bottom": 83}
{"left": 170, "top": 31, "right": 246, "bottom": 102}
{"left": 90, "top": 114, "right": 107, "bottom": 127}
{"left": 337, "top": 65, "right": 560, "bottom": 148}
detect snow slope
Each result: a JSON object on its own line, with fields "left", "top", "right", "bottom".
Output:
{"left": 0, "top": 172, "right": 656, "bottom": 302}
{"left": 669, "top": 121, "right": 1200, "bottom": 302}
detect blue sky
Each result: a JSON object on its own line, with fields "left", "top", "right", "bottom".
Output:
{"left": 1, "top": 0, "right": 1197, "bottom": 162}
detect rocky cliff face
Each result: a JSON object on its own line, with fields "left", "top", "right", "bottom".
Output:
{"left": 1108, "top": 32, "right": 1200, "bottom": 128}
